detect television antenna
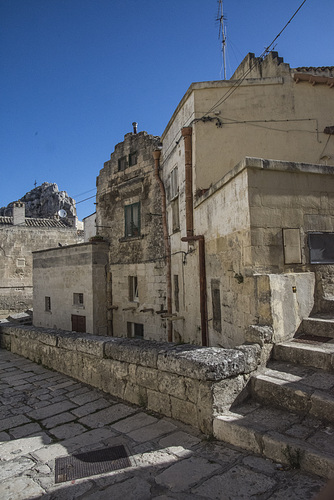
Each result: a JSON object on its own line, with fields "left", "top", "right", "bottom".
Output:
{"left": 58, "top": 209, "right": 67, "bottom": 218}
{"left": 217, "top": 0, "right": 227, "bottom": 80}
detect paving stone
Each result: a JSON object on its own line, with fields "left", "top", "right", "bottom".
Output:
{"left": 127, "top": 419, "right": 178, "bottom": 443}
{"left": 79, "top": 403, "right": 137, "bottom": 428}
{"left": 10, "top": 422, "right": 43, "bottom": 439}
{"left": 49, "top": 422, "right": 86, "bottom": 440}
{"left": 59, "top": 427, "right": 117, "bottom": 454}
{"left": 193, "top": 464, "right": 277, "bottom": 499}
{"left": 266, "top": 473, "right": 326, "bottom": 499}
{"left": 71, "top": 397, "right": 110, "bottom": 418}
{"left": 0, "top": 414, "right": 30, "bottom": 432}
{"left": 0, "top": 431, "right": 10, "bottom": 441}
{"left": 69, "top": 389, "right": 103, "bottom": 406}
{"left": 0, "top": 456, "right": 35, "bottom": 481}
{"left": 110, "top": 412, "right": 158, "bottom": 433}
{"left": 0, "top": 477, "right": 45, "bottom": 500}
{"left": 42, "top": 411, "right": 77, "bottom": 429}
{"left": 0, "top": 433, "right": 52, "bottom": 461}
{"left": 48, "top": 380, "right": 78, "bottom": 391}
{"left": 155, "top": 456, "right": 221, "bottom": 492}
{"left": 28, "top": 400, "right": 78, "bottom": 420}
{"left": 82, "top": 476, "right": 152, "bottom": 500}
{"left": 158, "top": 430, "right": 201, "bottom": 450}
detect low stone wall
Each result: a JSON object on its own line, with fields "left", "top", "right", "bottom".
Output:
{"left": 0, "top": 324, "right": 261, "bottom": 433}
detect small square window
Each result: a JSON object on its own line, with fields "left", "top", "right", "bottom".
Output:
{"left": 127, "top": 322, "right": 144, "bottom": 338}
{"left": 118, "top": 156, "right": 127, "bottom": 172}
{"left": 125, "top": 202, "right": 141, "bottom": 237}
{"left": 129, "top": 276, "right": 139, "bottom": 302}
{"left": 45, "top": 296, "right": 51, "bottom": 312}
{"left": 129, "top": 151, "right": 137, "bottom": 166}
{"left": 73, "top": 293, "right": 84, "bottom": 306}
{"left": 16, "top": 258, "right": 26, "bottom": 267}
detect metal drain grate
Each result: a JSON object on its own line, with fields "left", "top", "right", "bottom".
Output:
{"left": 55, "top": 445, "right": 131, "bottom": 483}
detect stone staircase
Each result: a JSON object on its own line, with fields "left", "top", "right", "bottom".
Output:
{"left": 213, "top": 316, "right": 334, "bottom": 479}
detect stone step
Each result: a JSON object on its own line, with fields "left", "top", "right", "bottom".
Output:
{"left": 299, "top": 316, "right": 334, "bottom": 339}
{"left": 213, "top": 402, "right": 334, "bottom": 479}
{"left": 273, "top": 340, "right": 334, "bottom": 372}
{"left": 251, "top": 361, "right": 334, "bottom": 424}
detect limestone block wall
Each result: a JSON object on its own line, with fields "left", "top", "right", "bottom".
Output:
{"left": 0, "top": 324, "right": 261, "bottom": 434}
{"left": 0, "top": 226, "right": 83, "bottom": 316}
{"left": 33, "top": 242, "right": 108, "bottom": 335}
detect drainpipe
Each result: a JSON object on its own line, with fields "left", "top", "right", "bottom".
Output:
{"left": 153, "top": 150, "right": 173, "bottom": 342}
{"left": 181, "top": 127, "right": 208, "bottom": 346}
{"left": 181, "top": 235, "right": 208, "bottom": 346}
{"left": 182, "top": 127, "right": 194, "bottom": 237}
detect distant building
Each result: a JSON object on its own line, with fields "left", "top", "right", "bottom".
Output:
{"left": 0, "top": 202, "right": 83, "bottom": 316}
{"left": 83, "top": 213, "right": 97, "bottom": 242}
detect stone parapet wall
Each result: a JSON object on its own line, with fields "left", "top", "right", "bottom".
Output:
{"left": 0, "top": 325, "right": 261, "bottom": 433}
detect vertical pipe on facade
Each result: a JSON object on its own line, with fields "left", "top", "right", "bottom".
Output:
{"left": 181, "top": 127, "right": 194, "bottom": 237}
{"left": 181, "top": 127, "right": 208, "bottom": 346}
{"left": 153, "top": 150, "right": 173, "bottom": 342}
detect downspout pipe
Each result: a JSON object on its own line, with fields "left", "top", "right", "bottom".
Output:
{"left": 181, "top": 235, "right": 208, "bottom": 346}
{"left": 182, "top": 127, "right": 194, "bottom": 238}
{"left": 153, "top": 150, "right": 173, "bottom": 342}
{"left": 181, "top": 126, "right": 208, "bottom": 347}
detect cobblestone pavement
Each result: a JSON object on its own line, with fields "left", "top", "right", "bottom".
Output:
{"left": 0, "top": 349, "right": 328, "bottom": 499}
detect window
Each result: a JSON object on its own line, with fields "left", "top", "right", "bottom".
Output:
{"left": 174, "top": 275, "right": 179, "bottom": 312}
{"left": 129, "top": 151, "right": 137, "bottom": 166}
{"left": 170, "top": 167, "right": 178, "bottom": 200}
{"left": 73, "top": 293, "right": 84, "bottom": 306}
{"left": 45, "top": 296, "right": 51, "bottom": 312}
{"left": 16, "top": 258, "right": 25, "bottom": 267}
{"left": 118, "top": 156, "right": 127, "bottom": 172}
{"left": 211, "top": 280, "right": 222, "bottom": 332}
{"left": 125, "top": 202, "right": 140, "bottom": 237}
{"left": 127, "top": 322, "right": 144, "bottom": 338}
{"left": 129, "top": 276, "right": 139, "bottom": 302}
{"left": 171, "top": 198, "right": 180, "bottom": 232}
{"left": 309, "top": 232, "right": 334, "bottom": 264}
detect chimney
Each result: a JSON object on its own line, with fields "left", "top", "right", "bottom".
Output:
{"left": 13, "top": 202, "right": 25, "bottom": 226}
{"left": 132, "top": 122, "right": 138, "bottom": 134}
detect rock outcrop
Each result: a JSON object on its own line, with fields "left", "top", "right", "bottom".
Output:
{"left": 0, "top": 183, "right": 77, "bottom": 219}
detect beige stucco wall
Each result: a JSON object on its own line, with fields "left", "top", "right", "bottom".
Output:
{"left": 33, "top": 242, "right": 108, "bottom": 335}
{"left": 0, "top": 226, "right": 83, "bottom": 316}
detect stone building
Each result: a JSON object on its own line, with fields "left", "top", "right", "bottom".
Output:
{"left": 33, "top": 241, "right": 108, "bottom": 334}
{"left": 96, "top": 128, "right": 167, "bottom": 340}
{"left": 0, "top": 202, "right": 83, "bottom": 316}
{"left": 158, "top": 51, "right": 334, "bottom": 347}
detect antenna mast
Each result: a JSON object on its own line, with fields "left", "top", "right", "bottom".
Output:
{"left": 217, "top": 0, "right": 227, "bottom": 79}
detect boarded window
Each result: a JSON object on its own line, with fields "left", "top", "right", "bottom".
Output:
{"left": 211, "top": 280, "right": 221, "bottom": 332}
{"left": 309, "top": 232, "right": 334, "bottom": 264}
{"left": 170, "top": 167, "right": 178, "bottom": 199}
{"left": 45, "top": 296, "right": 51, "bottom": 312}
{"left": 171, "top": 198, "right": 180, "bottom": 233}
{"left": 71, "top": 314, "right": 86, "bottom": 333}
{"left": 73, "top": 293, "right": 84, "bottom": 306}
{"left": 174, "top": 275, "right": 179, "bottom": 312}
{"left": 128, "top": 151, "right": 137, "bottom": 166}
{"left": 124, "top": 202, "right": 140, "bottom": 237}
{"left": 127, "top": 322, "right": 144, "bottom": 338}
{"left": 128, "top": 276, "right": 139, "bottom": 302}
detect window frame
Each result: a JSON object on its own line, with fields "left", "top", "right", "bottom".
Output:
{"left": 73, "top": 293, "right": 84, "bottom": 307}
{"left": 45, "top": 296, "right": 51, "bottom": 312}
{"left": 124, "top": 202, "right": 141, "bottom": 237}
{"left": 128, "top": 276, "right": 139, "bottom": 302}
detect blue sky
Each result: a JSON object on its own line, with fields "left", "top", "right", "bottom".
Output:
{"left": 1, "top": 0, "right": 333, "bottom": 220}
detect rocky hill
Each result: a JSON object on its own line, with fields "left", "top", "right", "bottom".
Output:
{"left": 0, "top": 183, "right": 77, "bottom": 219}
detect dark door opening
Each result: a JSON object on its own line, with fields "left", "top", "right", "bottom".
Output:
{"left": 71, "top": 314, "right": 86, "bottom": 333}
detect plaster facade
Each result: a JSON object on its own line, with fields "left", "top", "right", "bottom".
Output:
{"left": 160, "top": 52, "right": 334, "bottom": 347}
{"left": 33, "top": 242, "right": 108, "bottom": 335}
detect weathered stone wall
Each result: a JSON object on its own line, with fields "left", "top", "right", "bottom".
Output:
{"left": 0, "top": 226, "right": 83, "bottom": 316}
{"left": 0, "top": 324, "right": 261, "bottom": 433}
{"left": 33, "top": 242, "right": 108, "bottom": 335}
{"left": 96, "top": 131, "right": 167, "bottom": 340}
